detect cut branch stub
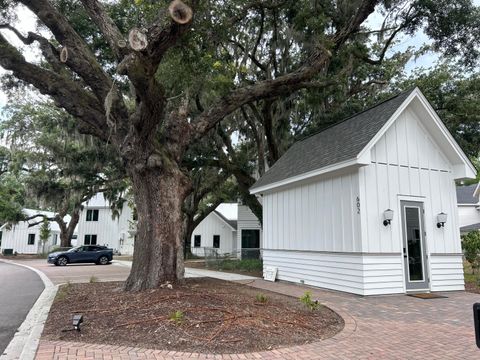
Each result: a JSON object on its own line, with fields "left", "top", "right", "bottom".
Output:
{"left": 60, "top": 46, "right": 68, "bottom": 63}
{"left": 128, "top": 28, "right": 148, "bottom": 51}
{"left": 168, "top": 0, "right": 193, "bottom": 24}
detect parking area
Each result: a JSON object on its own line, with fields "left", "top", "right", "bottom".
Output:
{"left": 10, "top": 259, "right": 131, "bottom": 285}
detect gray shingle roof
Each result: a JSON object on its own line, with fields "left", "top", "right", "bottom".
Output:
{"left": 456, "top": 184, "right": 479, "bottom": 204}
{"left": 460, "top": 223, "right": 480, "bottom": 233}
{"left": 251, "top": 88, "right": 416, "bottom": 192}
{"left": 214, "top": 210, "right": 237, "bottom": 230}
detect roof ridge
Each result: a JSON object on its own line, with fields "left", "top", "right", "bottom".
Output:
{"left": 295, "top": 87, "right": 417, "bottom": 144}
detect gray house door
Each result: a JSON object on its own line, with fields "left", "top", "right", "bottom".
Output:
{"left": 401, "top": 201, "right": 429, "bottom": 291}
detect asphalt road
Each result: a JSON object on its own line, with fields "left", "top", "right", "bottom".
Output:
{"left": 0, "top": 262, "right": 44, "bottom": 355}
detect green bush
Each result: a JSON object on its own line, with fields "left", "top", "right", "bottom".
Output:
{"left": 462, "top": 231, "right": 480, "bottom": 274}
{"left": 299, "top": 291, "right": 320, "bottom": 311}
{"left": 216, "top": 259, "right": 263, "bottom": 272}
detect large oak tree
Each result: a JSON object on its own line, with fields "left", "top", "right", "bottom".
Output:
{"left": 0, "top": 0, "right": 478, "bottom": 290}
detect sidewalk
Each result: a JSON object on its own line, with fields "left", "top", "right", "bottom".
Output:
{"left": 114, "top": 260, "right": 259, "bottom": 281}
{"left": 36, "top": 264, "right": 480, "bottom": 359}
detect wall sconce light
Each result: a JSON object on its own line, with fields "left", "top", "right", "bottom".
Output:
{"left": 437, "top": 212, "right": 447, "bottom": 228}
{"left": 72, "top": 314, "right": 83, "bottom": 331}
{"left": 383, "top": 209, "right": 394, "bottom": 226}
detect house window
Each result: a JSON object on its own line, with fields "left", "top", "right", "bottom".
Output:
{"left": 194, "top": 235, "right": 201, "bottom": 247}
{"left": 84, "top": 234, "right": 97, "bottom": 245}
{"left": 213, "top": 235, "right": 220, "bottom": 249}
{"left": 0, "top": 231, "right": 2, "bottom": 246}
{"left": 53, "top": 234, "right": 58, "bottom": 246}
{"left": 86, "top": 209, "right": 99, "bottom": 221}
{"left": 27, "top": 233, "right": 35, "bottom": 245}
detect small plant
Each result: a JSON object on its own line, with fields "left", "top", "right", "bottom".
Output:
{"left": 255, "top": 293, "right": 268, "bottom": 303}
{"left": 299, "top": 291, "right": 320, "bottom": 311}
{"left": 169, "top": 310, "right": 184, "bottom": 325}
{"left": 56, "top": 281, "right": 72, "bottom": 300}
{"left": 89, "top": 275, "right": 98, "bottom": 283}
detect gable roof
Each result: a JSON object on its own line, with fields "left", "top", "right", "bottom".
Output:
{"left": 214, "top": 210, "right": 237, "bottom": 230}
{"left": 251, "top": 87, "right": 476, "bottom": 194}
{"left": 457, "top": 184, "right": 479, "bottom": 205}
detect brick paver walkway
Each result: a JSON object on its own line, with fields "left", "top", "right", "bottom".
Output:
{"left": 35, "top": 278, "right": 480, "bottom": 359}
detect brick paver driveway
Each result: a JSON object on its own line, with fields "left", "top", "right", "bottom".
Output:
{"left": 35, "top": 275, "right": 480, "bottom": 359}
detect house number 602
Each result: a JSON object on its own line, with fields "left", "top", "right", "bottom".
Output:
{"left": 356, "top": 196, "right": 360, "bottom": 214}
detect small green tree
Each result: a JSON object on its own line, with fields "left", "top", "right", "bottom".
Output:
{"left": 462, "top": 231, "right": 480, "bottom": 274}
{"left": 39, "top": 218, "right": 51, "bottom": 255}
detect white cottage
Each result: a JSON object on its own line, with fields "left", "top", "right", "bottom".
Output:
{"left": 0, "top": 209, "right": 73, "bottom": 254}
{"left": 251, "top": 88, "right": 476, "bottom": 295}
{"left": 456, "top": 183, "right": 480, "bottom": 233}
{"left": 191, "top": 203, "right": 238, "bottom": 256}
{"left": 77, "top": 193, "right": 135, "bottom": 255}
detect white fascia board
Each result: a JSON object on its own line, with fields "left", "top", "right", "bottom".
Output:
{"left": 250, "top": 158, "right": 361, "bottom": 195}
{"left": 211, "top": 211, "right": 236, "bottom": 232}
{"left": 414, "top": 90, "right": 477, "bottom": 179}
{"left": 356, "top": 88, "right": 418, "bottom": 162}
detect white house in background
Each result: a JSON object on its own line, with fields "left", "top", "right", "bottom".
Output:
{"left": 191, "top": 203, "right": 238, "bottom": 256}
{"left": 236, "top": 204, "right": 263, "bottom": 259}
{"left": 76, "top": 193, "right": 134, "bottom": 255}
{"left": 456, "top": 183, "right": 480, "bottom": 233}
{"left": 0, "top": 209, "right": 73, "bottom": 255}
{"left": 251, "top": 88, "right": 476, "bottom": 296}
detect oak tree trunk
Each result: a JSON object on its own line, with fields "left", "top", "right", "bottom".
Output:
{"left": 124, "top": 166, "right": 191, "bottom": 291}
{"left": 58, "top": 207, "right": 81, "bottom": 247}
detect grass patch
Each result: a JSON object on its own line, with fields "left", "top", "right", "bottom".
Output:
{"left": 56, "top": 281, "right": 73, "bottom": 301}
{"left": 214, "top": 259, "right": 263, "bottom": 272}
{"left": 464, "top": 261, "right": 480, "bottom": 293}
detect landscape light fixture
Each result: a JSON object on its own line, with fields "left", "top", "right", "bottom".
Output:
{"left": 437, "top": 212, "right": 447, "bottom": 228}
{"left": 72, "top": 314, "right": 83, "bottom": 331}
{"left": 383, "top": 209, "right": 394, "bottom": 226}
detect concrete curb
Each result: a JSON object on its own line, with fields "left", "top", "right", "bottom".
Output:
{"left": 0, "top": 260, "right": 58, "bottom": 360}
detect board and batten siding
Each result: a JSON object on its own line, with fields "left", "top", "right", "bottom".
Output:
{"left": 191, "top": 212, "right": 236, "bottom": 256}
{"left": 237, "top": 205, "right": 263, "bottom": 256}
{"left": 262, "top": 172, "right": 361, "bottom": 253}
{"left": 1, "top": 222, "right": 59, "bottom": 254}
{"left": 262, "top": 103, "right": 465, "bottom": 295}
{"left": 361, "top": 106, "right": 463, "bottom": 291}
{"left": 77, "top": 205, "right": 134, "bottom": 253}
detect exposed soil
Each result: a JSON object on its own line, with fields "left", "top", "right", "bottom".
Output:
{"left": 43, "top": 278, "right": 344, "bottom": 354}
{"left": 465, "top": 281, "right": 480, "bottom": 294}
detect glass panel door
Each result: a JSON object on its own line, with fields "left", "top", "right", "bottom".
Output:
{"left": 401, "top": 201, "right": 429, "bottom": 291}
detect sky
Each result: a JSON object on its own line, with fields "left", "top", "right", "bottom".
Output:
{"left": 0, "top": 2, "right": 477, "bottom": 110}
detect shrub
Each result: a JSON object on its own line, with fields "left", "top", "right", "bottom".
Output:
{"left": 299, "top": 291, "right": 320, "bottom": 311}
{"left": 462, "top": 231, "right": 480, "bottom": 274}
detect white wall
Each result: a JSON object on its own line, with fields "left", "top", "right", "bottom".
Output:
{"left": 191, "top": 212, "right": 236, "bottom": 256}
{"left": 262, "top": 172, "right": 361, "bottom": 253}
{"left": 76, "top": 205, "right": 134, "bottom": 254}
{"left": 0, "top": 222, "right": 60, "bottom": 254}
{"left": 361, "top": 106, "right": 463, "bottom": 291}
{"left": 458, "top": 205, "right": 480, "bottom": 227}
{"left": 261, "top": 105, "right": 464, "bottom": 295}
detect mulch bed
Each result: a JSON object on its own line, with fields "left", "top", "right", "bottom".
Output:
{"left": 43, "top": 278, "right": 344, "bottom": 354}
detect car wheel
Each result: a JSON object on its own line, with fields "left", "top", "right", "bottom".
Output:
{"left": 56, "top": 256, "right": 68, "bottom": 266}
{"left": 97, "top": 256, "right": 109, "bottom": 265}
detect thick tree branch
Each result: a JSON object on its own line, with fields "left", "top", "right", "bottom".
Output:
{"left": 19, "top": 0, "right": 113, "bottom": 102}
{"left": 79, "top": 0, "right": 127, "bottom": 61}
{"left": 0, "top": 34, "right": 108, "bottom": 140}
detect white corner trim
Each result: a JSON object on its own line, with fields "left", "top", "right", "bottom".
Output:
{"left": 0, "top": 260, "right": 58, "bottom": 360}
{"left": 250, "top": 158, "right": 361, "bottom": 194}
